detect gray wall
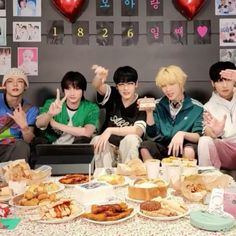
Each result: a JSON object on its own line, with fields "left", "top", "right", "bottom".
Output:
{"left": 3, "top": 0, "right": 218, "bottom": 106}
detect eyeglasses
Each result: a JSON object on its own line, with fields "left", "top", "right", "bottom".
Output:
{"left": 117, "top": 82, "right": 135, "bottom": 89}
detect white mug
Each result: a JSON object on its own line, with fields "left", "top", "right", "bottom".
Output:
{"left": 145, "top": 159, "right": 160, "bottom": 179}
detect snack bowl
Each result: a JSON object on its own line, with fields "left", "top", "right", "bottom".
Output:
{"left": 27, "top": 165, "right": 52, "bottom": 185}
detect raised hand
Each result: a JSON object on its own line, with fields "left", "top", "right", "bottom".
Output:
{"left": 91, "top": 65, "right": 108, "bottom": 89}
{"left": 204, "top": 110, "right": 226, "bottom": 137}
{"left": 48, "top": 89, "right": 67, "bottom": 117}
{"left": 168, "top": 131, "right": 185, "bottom": 157}
{"left": 220, "top": 69, "right": 236, "bottom": 82}
{"left": 7, "top": 103, "right": 28, "bottom": 129}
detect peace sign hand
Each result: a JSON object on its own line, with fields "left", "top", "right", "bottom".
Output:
{"left": 7, "top": 103, "right": 28, "bottom": 129}
{"left": 48, "top": 89, "right": 67, "bottom": 117}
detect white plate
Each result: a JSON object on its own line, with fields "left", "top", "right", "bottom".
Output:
{"left": 82, "top": 209, "right": 136, "bottom": 225}
{"left": 0, "top": 195, "right": 11, "bottom": 202}
{"left": 125, "top": 194, "right": 145, "bottom": 203}
{"left": 9, "top": 194, "right": 38, "bottom": 210}
{"left": 37, "top": 208, "right": 84, "bottom": 224}
{"left": 96, "top": 176, "right": 130, "bottom": 188}
{"left": 138, "top": 209, "right": 190, "bottom": 221}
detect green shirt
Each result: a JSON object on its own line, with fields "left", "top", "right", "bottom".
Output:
{"left": 40, "top": 99, "right": 100, "bottom": 143}
{"left": 146, "top": 95, "right": 203, "bottom": 145}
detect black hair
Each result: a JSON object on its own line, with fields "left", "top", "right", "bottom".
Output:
{"left": 113, "top": 66, "right": 138, "bottom": 84}
{"left": 61, "top": 71, "right": 87, "bottom": 99}
{"left": 18, "top": 0, "right": 27, "bottom": 7}
{"left": 209, "top": 61, "right": 236, "bottom": 82}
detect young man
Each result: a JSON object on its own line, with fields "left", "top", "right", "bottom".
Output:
{"left": 198, "top": 61, "right": 236, "bottom": 169}
{"left": 91, "top": 65, "right": 146, "bottom": 168}
{"left": 140, "top": 65, "right": 203, "bottom": 161}
{"left": 0, "top": 68, "right": 38, "bottom": 162}
{"left": 36, "top": 71, "right": 99, "bottom": 144}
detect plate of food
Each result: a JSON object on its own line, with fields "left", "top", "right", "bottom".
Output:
{"left": 138, "top": 198, "right": 189, "bottom": 221}
{"left": 36, "top": 199, "right": 84, "bottom": 224}
{"left": 9, "top": 188, "right": 57, "bottom": 209}
{"left": 27, "top": 182, "right": 65, "bottom": 194}
{"left": 58, "top": 174, "right": 91, "bottom": 187}
{"left": 96, "top": 174, "right": 129, "bottom": 187}
{"left": 0, "top": 186, "right": 12, "bottom": 202}
{"left": 80, "top": 202, "right": 135, "bottom": 225}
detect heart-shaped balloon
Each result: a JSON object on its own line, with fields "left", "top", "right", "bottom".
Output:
{"left": 172, "top": 0, "right": 206, "bottom": 21}
{"left": 52, "top": 0, "right": 86, "bottom": 23}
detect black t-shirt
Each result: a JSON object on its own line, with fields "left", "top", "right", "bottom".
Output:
{"left": 97, "top": 86, "right": 146, "bottom": 146}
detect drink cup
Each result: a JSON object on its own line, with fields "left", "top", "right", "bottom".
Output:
{"left": 8, "top": 180, "right": 27, "bottom": 196}
{"left": 145, "top": 159, "right": 160, "bottom": 179}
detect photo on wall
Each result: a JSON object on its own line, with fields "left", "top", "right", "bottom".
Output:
{"left": 0, "top": 18, "right": 6, "bottom": 46}
{"left": 220, "top": 48, "right": 236, "bottom": 64}
{"left": 219, "top": 18, "right": 236, "bottom": 46}
{"left": 0, "top": 0, "right": 6, "bottom": 17}
{"left": 13, "top": 21, "right": 41, "bottom": 42}
{"left": 17, "top": 47, "right": 38, "bottom": 76}
{"left": 13, "top": 0, "right": 41, "bottom": 17}
{"left": 0, "top": 47, "right": 11, "bottom": 75}
{"left": 215, "top": 0, "right": 236, "bottom": 15}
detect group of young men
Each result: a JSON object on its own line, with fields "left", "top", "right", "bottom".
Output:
{"left": 0, "top": 61, "right": 236, "bottom": 171}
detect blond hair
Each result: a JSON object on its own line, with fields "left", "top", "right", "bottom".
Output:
{"left": 155, "top": 65, "right": 187, "bottom": 88}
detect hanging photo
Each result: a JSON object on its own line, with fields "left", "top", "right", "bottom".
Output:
{"left": 146, "top": 21, "right": 163, "bottom": 44}
{"left": 121, "top": 0, "right": 138, "bottom": 16}
{"left": 215, "top": 0, "right": 236, "bottom": 15}
{"left": 170, "top": 21, "right": 187, "bottom": 45}
{"left": 194, "top": 20, "right": 211, "bottom": 44}
{"left": 13, "top": 0, "right": 41, "bottom": 17}
{"left": 219, "top": 18, "right": 236, "bottom": 46}
{"left": 122, "top": 22, "right": 139, "bottom": 46}
{"left": 47, "top": 20, "right": 64, "bottom": 45}
{"left": 0, "top": 0, "right": 6, "bottom": 17}
{"left": 0, "top": 47, "right": 11, "bottom": 75}
{"left": 220, "top": 48, "right": 236, "bottom": 64}
{"left": 96, "top": 21, "right": 114, "bottom": 46}
{"left": 13, "top": 22, "right": 41, "bottom": 42}
{"left": 0, "top": 18, "right": 6, "bottom": 46}
{"left": 146, "top": 0, "right": 163, "bottom": 16}
{"left": 96, "top": 0, "right": 113, "bottom": 16}
{"left": 17, "top": 47, "right": 38, "bottom": 76}
{"left": 72, "top": 21, "right": 89, "bottom": 45}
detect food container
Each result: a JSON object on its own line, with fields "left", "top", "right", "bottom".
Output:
{"left": 27, "top": 165, "right": 52, "bottom": 185}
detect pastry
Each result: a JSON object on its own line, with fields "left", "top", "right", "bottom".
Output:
{"left": 128, "top": 178, "right": 167, "bottom": 201}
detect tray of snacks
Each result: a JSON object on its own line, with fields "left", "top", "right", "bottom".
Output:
{"left": 58, "top": 174, "right": 91, "bottom": 187}
{"left": 80, "top": 201, "right": 135, "bottom": 225}
{"left": 138, "top": 197, "right": 189, "bottom": 221}
{"left": 35, "top": 199, "right": 83, "bottom": 224}
{"left": 9, "top": 187, "right": 57, "bottom": 209}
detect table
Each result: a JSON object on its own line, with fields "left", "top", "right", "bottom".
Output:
{"left": 2, "top": 178, "right": 236, "bottom": 236}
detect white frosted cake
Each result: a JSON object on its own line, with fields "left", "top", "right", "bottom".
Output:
{"left": 75, "top": 182, "right": 115, "bottom": 204}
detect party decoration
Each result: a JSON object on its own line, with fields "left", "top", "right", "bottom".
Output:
{"left": 52, "top": 0, "right": 86, "bottom": 23}
{"left": 172, "top": 0, "right": 206, "bottom": 21}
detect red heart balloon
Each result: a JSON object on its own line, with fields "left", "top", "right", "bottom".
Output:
{"left": 172, "top": 0, "right": 206, "bottom": 21}
{"left": 52, "top": 0, "right": 86, "bottom": 23}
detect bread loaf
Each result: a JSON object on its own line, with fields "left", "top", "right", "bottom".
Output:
{"left": 128, "top": 178, "right": 167, "bottom": 201}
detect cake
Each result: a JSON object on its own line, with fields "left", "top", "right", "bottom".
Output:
{"left": 138, "top": 98, "right": 156, "bottom": 111}
{"left": 75, "top": 181, "right": 115, "bottom": 204}
{"left": 128, "top": 178, "right": 168, "bottom": 201}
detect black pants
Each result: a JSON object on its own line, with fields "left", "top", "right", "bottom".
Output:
{"left": 0, "top": 140, "right": 30, "bottom": 162}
